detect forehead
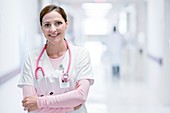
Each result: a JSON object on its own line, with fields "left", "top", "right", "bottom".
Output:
{"left": 42, "top": 10, "right": 64, "bottom": 23}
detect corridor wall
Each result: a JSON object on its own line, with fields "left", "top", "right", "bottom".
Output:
{"left": 0, "top": 0, "right": 40, "bottom": 84}
{"left": 147, "top": 0, "right": 170, "bottom": 105}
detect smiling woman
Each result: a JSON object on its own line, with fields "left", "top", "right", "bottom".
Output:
{"left": 17, "top": 4, "right": 94, "bottom": 113}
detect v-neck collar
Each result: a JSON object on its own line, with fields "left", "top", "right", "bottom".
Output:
{"left": 41, "top": 49, "right": 69, "bottom": 76}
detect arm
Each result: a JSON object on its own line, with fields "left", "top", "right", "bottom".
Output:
{"left": 37, "top": 79, "right": 90, "bottom": 108}
{"left": 37, "top": 49, "right": 92, "bottom": 109}
{"left": 22, "top": 86, "right": 74, "bottom": 113}
{"left": 22, "top": 79, "right": 90, "bottom": 111}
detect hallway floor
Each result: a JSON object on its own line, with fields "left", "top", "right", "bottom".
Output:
{"left": 86, "top": 63, "right": 170, "bottom": 113}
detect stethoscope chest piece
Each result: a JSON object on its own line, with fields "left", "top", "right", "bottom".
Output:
{"left": 59, "top": 64, "right": 70, "bottom": 82}
{"left": 62, "top": 73, "right": 69, "bottom": 82}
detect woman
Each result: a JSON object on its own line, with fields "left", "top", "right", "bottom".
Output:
{"left": 18, "top": 4, "right": 94, "bottom": 113}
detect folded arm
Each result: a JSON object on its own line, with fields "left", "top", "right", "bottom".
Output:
{"left": 37, "top": 79, "right": 90, "bottom": 108}
{"left": 22, "top": 79, "right": 90, "bottom": 112}
{"left": 22, "top": 85, "right": 74, "bottom": 113}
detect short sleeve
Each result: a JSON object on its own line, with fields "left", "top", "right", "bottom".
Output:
{"left": 76, "top": 48, "right": 94, "bottom": 85}
{"left": 17, "top": 54, "right": 34, "bottom": 88}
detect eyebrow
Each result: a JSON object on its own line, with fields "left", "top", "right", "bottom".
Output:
{"left": 42, "top": 21, "right": 50, "bottom": 24}
{"left": 42, "top": 20, "right": 62, "bottom": 24}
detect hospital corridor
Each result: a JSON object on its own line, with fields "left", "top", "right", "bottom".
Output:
{"left": 0, "top": 0, "right": 170, "bottom": 113}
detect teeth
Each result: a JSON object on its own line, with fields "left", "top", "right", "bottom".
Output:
{"left": 51, "top": 34, "right": 57, "bottom": 36}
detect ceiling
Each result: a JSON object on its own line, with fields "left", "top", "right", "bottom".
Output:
{"left": 57, "top": 0, "right": 142, "bottom": 11}
{"left": 57, "top": 0, "right": 140, "bottom": 4}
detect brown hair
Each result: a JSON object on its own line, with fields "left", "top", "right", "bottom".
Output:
{"left": 40, "top": 4, "right": 67, "bottom": 26}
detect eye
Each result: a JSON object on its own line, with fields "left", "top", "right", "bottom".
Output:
{"left": 54, "top": 21, "right": 62, "bottom": 27}
{"left": 43, "top": 23, "right": 51, "bottom": 28}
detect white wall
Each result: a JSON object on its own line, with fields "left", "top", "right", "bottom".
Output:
{"left": 0, "top": 0, "right": 40, "bottom": 77}
{"left": 161, "top": 0, "right": 170, "bottom": 105}
{"left": 146, "top": 0, "right": 170, "bottom": 105}
{"left": 136, "top": 1, "right": 147, "bottom": 81}
{"left": 66, "top": 5, "right": 85, "bottom": 46}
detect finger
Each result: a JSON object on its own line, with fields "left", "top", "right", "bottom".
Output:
{"left": 22, "top": 102, "right": 27, "bottom": 107}
{"left": 22, "top": 100, "right": 29, "bottom": 107}
{"left": 75, "top": 82, "right": 80, "bottom": 88}
{"left": 22, "top": 97, "right": 28, "bottom": 103}
{"left": 27, "top": 108, "right": 32, "bottom": 112}
{"left": 74, "top": 104, "right": 82, "bottom": 110}
{"left": 27, "top": 107, "right": 34, "bottom": 112}
{"left": 22, "top": 99, "right": 26, "bottom": 103}
{"left": 24, "top": 107, "right": 28, "bottom": 111}
{"left": 22, "top": 96, "right": 31, "bottom": 105}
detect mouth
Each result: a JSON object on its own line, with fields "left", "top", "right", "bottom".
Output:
{"left": 49, "top": 33, "right": 60, "bottom": 38}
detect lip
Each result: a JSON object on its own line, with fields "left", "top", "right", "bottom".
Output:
{"left": 49, "top": 33, "right": 60, "bottom": 38}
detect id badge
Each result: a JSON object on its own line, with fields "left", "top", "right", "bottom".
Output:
{"left": 59, "top": 74, "right": 70, "bottom": 88}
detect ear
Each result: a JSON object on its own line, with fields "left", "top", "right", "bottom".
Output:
{"left": 65, "top": 21, "right": 69, "bottom": 29}
{"left": 40, "top": 25, "right": 45, "bottom": 33}
{"left": 40, "top": 25, "right": 43, "bottom": 31}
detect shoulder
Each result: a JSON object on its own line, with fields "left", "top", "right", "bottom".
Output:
{"left": 26, "top": 46, "right": 44, "bottom": 59}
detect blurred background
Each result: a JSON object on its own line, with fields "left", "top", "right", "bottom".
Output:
{"left": 0, "top": 0, "right": 170, "bottom": 113}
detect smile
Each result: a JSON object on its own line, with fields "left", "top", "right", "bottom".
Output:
{"left": 49, "top": 33, "right": 60, "bottom": 38}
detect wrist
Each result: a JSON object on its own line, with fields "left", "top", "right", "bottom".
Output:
{"left": 37, "top": 96, "right": 47, "bottom": 108}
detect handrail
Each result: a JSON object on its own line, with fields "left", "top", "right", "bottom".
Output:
{"left": 0, "top": 67, "right": 21, "bottom": 85}
{"left": 147, "top": 53, "right": 163, "bottom": 65}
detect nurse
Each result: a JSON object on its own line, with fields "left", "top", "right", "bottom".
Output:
{"left": 18, "top": 4, "right": 94, "bottom": 113}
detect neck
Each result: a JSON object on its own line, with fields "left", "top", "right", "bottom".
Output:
{"left": 46, "top": 40, "right": 67, "bottom": 59}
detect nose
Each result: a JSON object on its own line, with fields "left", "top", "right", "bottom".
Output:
{"left": 49, "top": 24, "right": 57, "bottom": 32}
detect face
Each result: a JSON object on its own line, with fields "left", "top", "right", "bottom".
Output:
{"left": 41, "top": 10, "right": 68, "bottom": 44}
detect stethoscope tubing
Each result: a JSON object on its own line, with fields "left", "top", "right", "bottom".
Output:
{"left": 35, "top": 40, "right": 71, "bottom": 95}
{"left": 35, "top": 44, "right": 47, "bottom": 79}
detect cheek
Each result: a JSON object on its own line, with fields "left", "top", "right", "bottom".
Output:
{"left": 42, "top": 30, "right": 49, "bottom": 37}
{"left": 57, "top": 28, "right": 66, "bottom": 34}
{"left": 42, "top": 28, "right": 47, "bottom": 33}
{"left": 59, "top": 25, "right": 66, "bottom": 31}
{"left": 60, "top": 24, "right": 67, "bottom": 32}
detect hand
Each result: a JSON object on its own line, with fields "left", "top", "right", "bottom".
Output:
{"left": 75, "top": 81, "right": 80, "bottom": 89}
{"left": 22, "top": 96, "right": 38, "bottom": 112}
{"left": 74, "top": 104, "right": 82, "bottom": 110}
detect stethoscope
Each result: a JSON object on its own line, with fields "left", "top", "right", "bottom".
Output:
{"left": 35, "top": 40, "right": 71, "bottom": 95}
